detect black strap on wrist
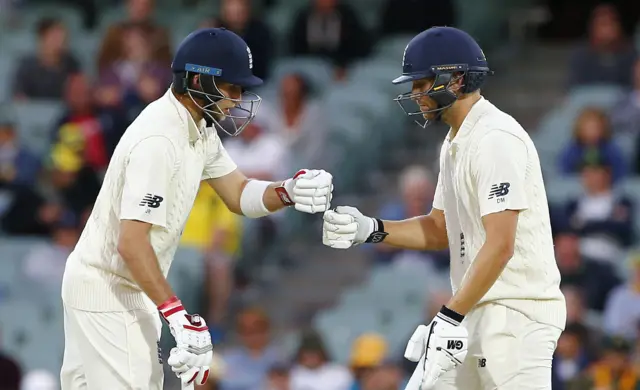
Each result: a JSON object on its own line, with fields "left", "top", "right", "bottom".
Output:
{"left": 365, "top": 218, "right": 389, "bottom": 243}
{"left": 437, "top": 305, "right": 465, "bottom": 325}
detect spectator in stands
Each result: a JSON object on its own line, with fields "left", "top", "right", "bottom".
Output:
{"left": 552, "top": 322, "right": 593, "bottom": 390}
{"left": 181, "top": 183, "right": 242, "bottom": 253}
{"left": 568, "top": 4, "right": 637, "bottom": 88}
{"left": 400, "top": 288, "right": 451, "bottom": 377}
{"left": 610, "top": 58, "right": 640, "bottom": 134}
{"left": 46, "top": 143, "right": 101, "bottom": 218}
{"left": 0, "top": 118, "right": 40, "bottom": 188}
{"left": 180, "top": 183, "right": 242, "bottom": 341}
{"left": 374, "top": 165, "right": 446, "bottom": 270}
{"left": 289, "top": 0, "right": 370, "bottom": 78}
{"left": 289, "top": 329, "right": 352, "bottom": 390}
{"left": 569, "top": 336, "right": 639, "bottom": 390}
{"left": 348, "top": 333, "right": 388, "bottom": 390}
{"left": 97, "top": 23, "right": 171, "bottom": 119}
{"left": 263, "top": 363, "right": 290, "bottom": 390}
{"left": 379, "top": 0, "right": 456, "bottom": 37}
{"left": 357, "top": 362, "right": 404, "bottom": 390}
{"left": 632, "top": 325, "right": 640, "bottom": 372}
{"left": 23, "top": 210, "right": 79, "bottom": 291}
{"left": 196, "top": 353, "right": 226, "bottom": 390}
{"left": 207, "top": 0, "right": 274, "bottom": 81}
{"left": 563, "top": 286, "right": 602, "bottom": 337}
{"left": 261, "top": 73, "right": 328, "bottom": 170}
{"left": 0, "top": 348, "right": 21, "bottom": 390}
{"left": 555, "top": 230, "right": 621, "bottom": 311}
{"left": 0, "top": 190, "right": 61, "bottom": 236}
{"left": 603, "top": 253, "right": 640, "bottom": 340}
{"left": 53, "top": 73, "right": 127, "bottom": 172}
{"left": 559, "top": 107, "right": 627, "bottom": 182}
{"left": 562, "top": 153, "right": 634, "bottom": 264}
{"left": 225, "top": 118, "right": 291, "bottom": 181}
{"left": 224, "top": 116, "right": 285, "bottom": 272}
{"left": 12, "top": 18, "right": 81, "bottom": 100}
{"left": 220, "top": 308, "right": 283, "bottom": 390}
{"left": 97, "top": 0, "right": 171, "bottom": 74}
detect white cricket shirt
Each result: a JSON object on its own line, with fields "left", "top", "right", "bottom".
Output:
{"left": 434, "top": 97, "right": 566, "bottom": 330}
{"left": 61, "top": 88, "right": 237, "bottom": 312}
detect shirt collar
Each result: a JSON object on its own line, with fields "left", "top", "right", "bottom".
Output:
{"left": 165, "top": 87, "right": 206, "bottom": 143}
{"left": 447, "top": 96, "right": 491, "bottom": 145}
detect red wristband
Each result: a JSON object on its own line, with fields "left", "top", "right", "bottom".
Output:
{"left": 275, "top": 182, "right": 294, "bottom": 206}
{"left": 275, "top": 170, "right": 307, "bottom": 207}
{"left": 158, "top": 296, "right": 184, "bottom": 319}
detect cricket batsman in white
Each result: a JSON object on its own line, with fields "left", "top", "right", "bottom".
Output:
{"left": 322, "top": 26, "right": 566, "bottom": 389}
{"left": 60, "top": 28, "right": 333, "bottom": 389}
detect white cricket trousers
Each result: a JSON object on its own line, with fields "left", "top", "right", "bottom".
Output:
{"left": 435, "top": 303, "right": 562, "bottom": 390}
{"left": 60, "top": 303, "right": 164, "bottom": 390}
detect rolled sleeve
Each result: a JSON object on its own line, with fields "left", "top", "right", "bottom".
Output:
{"left": 202, "top": 137, "right": 237, "bottom": 180}
{"left": 473, "top": 131, "right": 529, "bottom": 217}
{"left": 120, "top": 136, "right": 176, "bottom": 227}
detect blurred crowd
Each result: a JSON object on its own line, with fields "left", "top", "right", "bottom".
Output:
{"left": 2, "top": 0, "right": 640, "bottom": 389}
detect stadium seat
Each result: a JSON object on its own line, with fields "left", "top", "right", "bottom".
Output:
{"left": 314, "top": 307, "right": 382, "bottom": 363}
{"left": 614, "top": 132, "right": 637, "bottom": 168}
{"left": 167, "top": 247, "right": 206, "bottom": 312}
{"left": 373, "top": 35, "right": 414, "bottom": 61}
{"left": 17, "top": 312, "right": 64, "bottom": 373}
{"left": 265, "top": 3, "right": 302, "bottom": 54}
{"left": 0, "top": 57, "right": 14, "bottom": 102}
{"left": 535, "top": 85, "right": 627, "bottom": 162}
{"left": 544, "top": 176, "right": 583, "bottom": 204}
{"left": 69, "top": 32, "right": 101, "bottom": 76}
{"left": 96, "top": 6, "right": 128, "bottom": 32}
{"left": 566, "top": 85, "right": 626, "bottom": 111}
{"left": 0, "top": 299, "right": 48, "bottom": 357}
{"left": 20, "top": 4, "right": 84, "bottom": 34}
{"left": 269, "top": 57, "right": 335, "bottom": 94}
{"left": 0, "top": 238, "right": 48, "bottom": 295}
{"left": 347, "top": 60, "right": 405, "bottom": 97}
{"left": 11, "top": 101, "right": 64, "bottom": 154}
{"left": 1, "top": 30, "right": 37, "bottom": 57}
{"left": 617, "top": 178, "right": 640, "bottom": 235}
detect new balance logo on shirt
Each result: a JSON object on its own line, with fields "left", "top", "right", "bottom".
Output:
{"left": 139, "top": 194, "right": 164, "bottom": 208}
{"left": 488, "top": 182, "right": 510, "bottom": 200}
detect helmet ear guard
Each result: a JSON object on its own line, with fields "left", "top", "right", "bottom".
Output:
{"left": 463, "top": 70, "right": 490, "bottom": 94}
{"left": 172, "top": 72, "right": 188, "bottom": 94}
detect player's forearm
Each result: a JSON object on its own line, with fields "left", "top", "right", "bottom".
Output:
{"left": 383, "top": 215, "right": 449, "bottom": 251}
{"left": 446, "top": 240, "right": 513, "bottom": 315}
{"left": 118, "top": 237, "right": 175, "bottom": 306}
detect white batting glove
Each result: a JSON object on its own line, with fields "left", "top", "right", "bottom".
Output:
{"left": 322, "top": 206, "right": 388, "bottom": 249}
{"left": 404, "top": 306, "right": 468, "bottom": 390}
{"left": 277, "top": 169, "right": 333, "bottom": 214}
{"left": 159, "top": 297, "right": 213, "bottom": 386}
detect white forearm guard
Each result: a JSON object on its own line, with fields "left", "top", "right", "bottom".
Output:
{"left": 240, "top": 179, "right": 272, "bottom": 218}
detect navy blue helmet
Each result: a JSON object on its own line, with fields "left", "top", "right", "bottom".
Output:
{"left": 392, "top": 26, "right": 492, "bottom": 127}
{"left": 172, "top": 28, "right": 263, "bottom": 136}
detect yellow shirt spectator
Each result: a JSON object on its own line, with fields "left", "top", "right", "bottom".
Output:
{"left": 180, "top": 182, "right": 242, "bottom": 256}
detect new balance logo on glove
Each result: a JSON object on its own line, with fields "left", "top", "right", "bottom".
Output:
{"left": 140, "top": 194, "right": 164, "bottom": 208}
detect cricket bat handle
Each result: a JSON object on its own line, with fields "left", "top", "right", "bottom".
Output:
{"left": 182, "top": 383, "right": 194, "bottom": 390}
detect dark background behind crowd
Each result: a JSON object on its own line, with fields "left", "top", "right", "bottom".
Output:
{"left": 2, "top": 0, "right": 640, "bottom": 389}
